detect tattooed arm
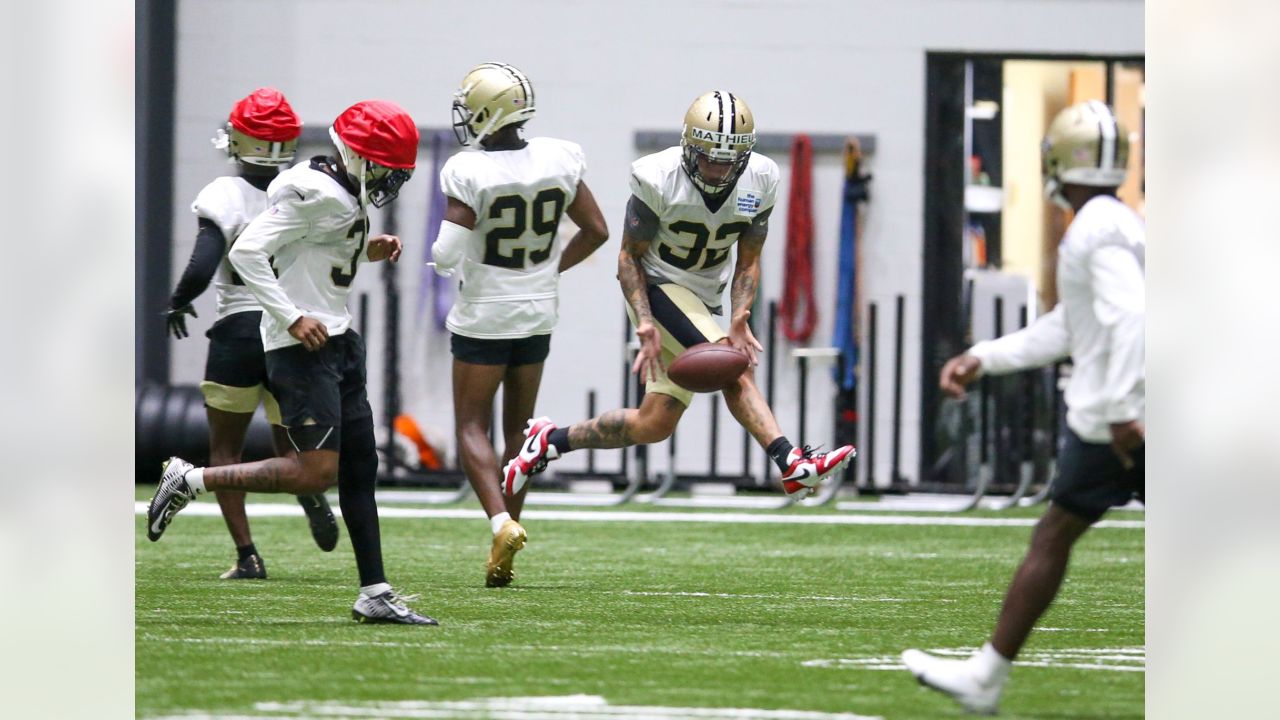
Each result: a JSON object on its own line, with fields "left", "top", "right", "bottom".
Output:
{"left": 618, "top": 195, "right": 663, "bottom": 382}
{"left": 728, "top": 211, "right": 769, "bottom": 365}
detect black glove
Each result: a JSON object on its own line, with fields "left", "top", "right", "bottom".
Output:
{"left": 166, "top": 304, "right": 198, "bottom": 339}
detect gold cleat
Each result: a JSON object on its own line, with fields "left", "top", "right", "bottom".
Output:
{"left": 485, "top": 519, "right": 528, "bottom": 588}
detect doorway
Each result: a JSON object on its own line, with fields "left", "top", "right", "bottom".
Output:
{"left": 920, "top": 52, "right": 1145, "bottom": 488}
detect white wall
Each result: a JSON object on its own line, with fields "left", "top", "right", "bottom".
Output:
{"left": 169, "top": 0, "right": 1142, "bottom": 483}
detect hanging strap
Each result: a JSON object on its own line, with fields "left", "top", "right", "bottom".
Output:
{"left": 833, "top": 138, "right": 871, "bottom": 390}
{"left": 779, "top": 134, "right": 817, "bottom": 343}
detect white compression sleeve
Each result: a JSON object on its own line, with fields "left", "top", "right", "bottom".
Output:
{"left": 430, "top": 220, "right": 471, "bottom": 277}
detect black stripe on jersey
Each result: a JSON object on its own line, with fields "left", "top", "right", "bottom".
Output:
{"left": 648, "top": 286, "right": 712, "bottom": 349}
{"left": 729, "top": 93, "right": 737, "bottom": 133}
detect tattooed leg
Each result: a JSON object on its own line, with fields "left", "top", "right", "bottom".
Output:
{"left": 722, "top": 370, "right": 784, "bottom": 448}
{"left": 202, "top": 449, "right": 338, "bottom": 495}
{"left": 567, "top": 394, "right": 686, "bottom": 449}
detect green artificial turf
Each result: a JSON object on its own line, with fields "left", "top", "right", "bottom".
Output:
{"left": 135, "top": 491, "right": 1143, "bottom": 719}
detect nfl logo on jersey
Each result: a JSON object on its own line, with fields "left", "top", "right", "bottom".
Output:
{"left": 736, "top": 190, "right": 762, "bottom": 216}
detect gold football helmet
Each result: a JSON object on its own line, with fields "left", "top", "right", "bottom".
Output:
{"left": 451, "top": 62, "right": 537, "bottom": 146}
{"left": 680, "top": 91, "right": 756, "bottom": 195}
{"left": 212, "top": 88, "right": 302, "bottom": 167}
{"left": 222, "top": 127, "right": 299, "bottom": 167}
{"left": 1042, "top": 100, "right": 1129, "bottom": 208}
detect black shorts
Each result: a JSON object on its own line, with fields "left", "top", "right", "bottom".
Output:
{"left": 265, "top": 331, "right": 372, "bottom": 452}
{"left": 450, "top": 332, "right": 551, "bottom": 366}
{"left": 203, "top": 311, "right": 267, "bottom": 387}
{"left": 1049, "top": 428, "right": 1145, "bottom": 524}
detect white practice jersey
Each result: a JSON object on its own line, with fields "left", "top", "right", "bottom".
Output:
{"left": 439, "top": 137, "right": 586, "bottom": 339}
{"left": 970, "top": 195, "right": 1145, "bottom": 442}
{"left": 228, "top": 158, "right": 369, "bottom": 351}
{"left": 190, "top": 176, "right": 269, "bottom": 319}
{"left": 631, "top": 147, "right": 779, "bottom": 313}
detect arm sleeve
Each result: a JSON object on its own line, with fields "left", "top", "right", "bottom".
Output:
{"left": 624, "top": 194, "right": 660, "bottom": 242}
{"left": 969, "top": 305, "right": 1071, "bottom": 375}
{"left": 1091, "top": 243, "right": 1146, "bottom": 422}
{"left": 169, "top": 218, "right": 227, "bottom": 308}
{"left": 430, "top": 220, "right": 471, "bottom": 272}
{"left": 228, "top": 192, "right": 313, "bottom": 329}
{"left": 745, "top": 205, "right": 773, "bottom": 239}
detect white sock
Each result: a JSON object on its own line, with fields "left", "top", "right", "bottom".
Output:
{"left": 186, "top": 467, "right": 206, "bottom": 494}
{"left": 491, "top": 512, "right": 512, "bottom": 536}
{"left": 361, "top": 582, "right": 391, "bottom": 598}
{"left": 971, "top": 642, "right": 1013, "bottom": 683}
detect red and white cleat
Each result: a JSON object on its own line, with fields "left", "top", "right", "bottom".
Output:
{"left": 780, "top": 444, "right": 856, "bottom": 498}
{"left": 501, "top": 417, "right": 560, "bottom": 496}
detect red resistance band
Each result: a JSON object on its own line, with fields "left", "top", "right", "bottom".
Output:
{"left": 779, "top": 134, "right": 817, "bottom": 342}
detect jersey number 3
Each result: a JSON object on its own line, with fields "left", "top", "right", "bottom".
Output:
{"left": 483, "top": 188, "right": 567, "bottom": 268}
{"left": 331, "top": 217, "right": 368, "bottom": 288}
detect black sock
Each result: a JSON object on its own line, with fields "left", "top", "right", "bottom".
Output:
{"left": 766, "top": 437, "right": 795, "bottom": 473}
{"left": 236, "top": 543, "right": 258, "bottom": 561}
{"left": 548, "top": 427, "right": 572, "bottom": 455}
{"left": 339, "top": 417, "right": 387, "bottom": 588}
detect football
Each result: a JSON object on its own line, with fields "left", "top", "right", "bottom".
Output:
{"left": 667, "top": 342, "right": 749, "bottom": 392}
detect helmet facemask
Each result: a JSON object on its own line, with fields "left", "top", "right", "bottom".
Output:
{"left": 366, "top": 164, "right": 414, "bottom": 208}
{"left": 681, "top": 143, "right": 752, "bottom": 197}
{"left": 329, "top": 126, "right": 412, "bottom": 208}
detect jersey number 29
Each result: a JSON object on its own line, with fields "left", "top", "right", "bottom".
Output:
{"left": 483, "top": 188, "right": 567, "bottom": 269}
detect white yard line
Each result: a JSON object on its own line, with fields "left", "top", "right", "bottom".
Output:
{"left": 133, "top": 502, "right": 1142, "bottom": 529}
{"left": 803, "top": 646, "right": 1145, "bottom": 673}
{"left": 147, "top": 695, "right": 883, "bottom": 720}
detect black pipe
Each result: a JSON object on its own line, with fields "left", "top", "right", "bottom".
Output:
{"left": 891, "top": 295, "right": 905, "bottom": 484}
{"left": 980, "top": 374, "right": 990, "bottom": 465}
{"left": 586, "top": 389, "right": 597, "bottom": 474}
{"left": 866, "top": 301, "right": 878, "bottom": 489}
{"left": 1019, "top": 304, "right": 1030, "bottom": 464}
{"left": 708, "top": 394, "right": 719, "bottom": 479}
{"left": 620, "top": 309, "right": 631, "bottom": 480}
{"left": 764, "top": 300, "right": 778, "bottom": 484}
{"left": 634, "top": 371, "right": 647, "bottom": 486}
{"left": 669, "top": 416, "right": 678, "bottom": 482}
{"left": 797, "top": 355, "right": 809, "bottom": 445}
{"left": 992, "top": 296, "right": 1004, "bottom": 486}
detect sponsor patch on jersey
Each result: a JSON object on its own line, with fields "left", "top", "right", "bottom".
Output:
{"left": 735, "top": 189, "right": 763, "bottom": 217}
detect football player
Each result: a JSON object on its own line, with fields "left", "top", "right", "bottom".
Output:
{"left": 431, "top": 62, "right": 608, "bottom": 587}
{"left": 148, "top": 100, "right": 437, "bottom": 625}
{"left": 502, "top": 91, "right": 855, "bottom": 500}
{"left": 901, "top": 101, "right": 1145, "bottom": 714}
{"left": 165, "top": 88, "right": 338, "bottom": 580}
